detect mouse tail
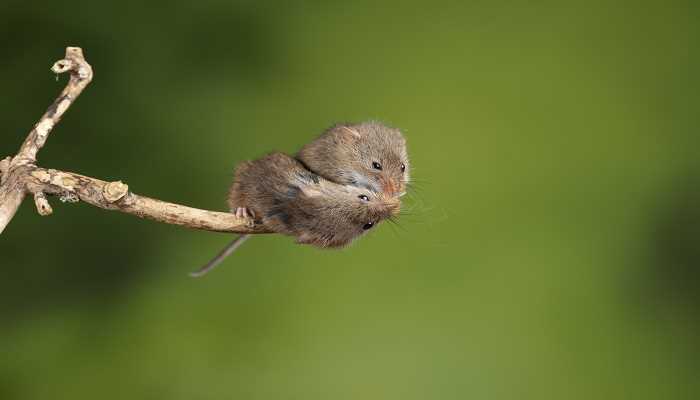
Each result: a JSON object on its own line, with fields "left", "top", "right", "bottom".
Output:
{"left": 189, "top": 234, "right": 251, "bottom": 278}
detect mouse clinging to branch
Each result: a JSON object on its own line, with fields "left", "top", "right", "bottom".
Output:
{"left": 191, "top": 122, "right": 410, "bottom": 277}
{"left": 229, "top": 152, "right": 399, "bottom": 246}
{"left": 190, "top": 152, "right": 400, "bottom": 277}
{"left": 0, "top": 48, "right": 412, "bottom": 275}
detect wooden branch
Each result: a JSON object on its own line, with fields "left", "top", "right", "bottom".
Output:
{"left": 33, "top": 191, "right": 53, "bottom": 216}
{"left": 17, "top": 47, "right": 93, "bottom": 165}
{"left": 0, "top": 47, "right": 269, "bottom": 235}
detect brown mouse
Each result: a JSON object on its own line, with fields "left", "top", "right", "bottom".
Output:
{"left": 191, "top": 121, "right": 409, "bottom": 277}
{"left": 190, "top": 152, "right": 399, "bottom": 277}
{"left": 297, "top": 121, "right": 410, "bottom": 198}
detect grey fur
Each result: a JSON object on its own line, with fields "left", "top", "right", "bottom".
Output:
{"left": 229, "top": 152, "right": 399, "bottom": 248}
{"left": 297, "top": 121, "right": 410, "bottom": 197}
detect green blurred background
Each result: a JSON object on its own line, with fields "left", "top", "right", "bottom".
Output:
{"left": 2, "top": 1, "right": 699, "bottom": 398}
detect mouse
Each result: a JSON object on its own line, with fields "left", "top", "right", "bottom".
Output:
{"left": 190, "top": 152, "right": 399, "bottom": 277}
{"left": 191, "top": 121, "right": 409, "bottom": 277}
{"left": 296, "top": 121, "right": 410, "bottom": 198}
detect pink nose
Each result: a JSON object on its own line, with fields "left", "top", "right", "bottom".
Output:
{"left": 380, "top": 177, "right": 399, "bottom": 196}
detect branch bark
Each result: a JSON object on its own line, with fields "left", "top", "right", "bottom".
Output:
{"left": 0, "top": 47, "right": 269, "bottom": 235}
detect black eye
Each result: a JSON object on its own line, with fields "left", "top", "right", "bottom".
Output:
{"left": 358, "top": 195, "right": 369, "bottom": 202}
{"left": 362, "top": 222, "right": 375, "bottom": 230}
{"left": 372, "top": 161, "right": 382, "bottom": 170}
{"left": 400, "top": 163, "right": 406, "bottom": 172}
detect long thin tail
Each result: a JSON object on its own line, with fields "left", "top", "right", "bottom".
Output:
{"left": 189, "top": 234, "right": 251, "bottom": 278}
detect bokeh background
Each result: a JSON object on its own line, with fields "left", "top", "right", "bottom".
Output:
{"left": 2, "top": 1, "right": 699, "bottom": 399}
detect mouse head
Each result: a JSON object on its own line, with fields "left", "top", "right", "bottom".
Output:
{"left": 297, "top": 183, "right": 400, "bottom": 248}
{"left": 297, "top": 121, "right": 410, "bottom": 198}
{"left": 332, "top": 187, "right": 400, "bottom": 247}
{"left": 351, "top": 185, "right": 401, "bottom": 225}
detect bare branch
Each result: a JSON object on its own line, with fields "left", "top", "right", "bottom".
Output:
{"left": 0, "top": 47, "right": 93, "bottom": 234}
{"left": 0, "top": 46, "right": 269, "bottom": 236}
{"left": 22, "top": 167, "right": 267, "bottom": 233}
{"left": 16, "top": 47, "right": 93, "bottom": 165}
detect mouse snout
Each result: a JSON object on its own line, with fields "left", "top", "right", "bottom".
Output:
{"left": 379, "top": 176, "right": 400, "bottom": 197}
{"left": 387, "top": 197, "right": 401, "bottom": 216}
{"left": 375, "top": 194, "right": 401, "bottom": 217}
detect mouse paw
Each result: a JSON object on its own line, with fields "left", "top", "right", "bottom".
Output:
{"left": 234, "top": 207, "right": 248, "bottom": 218}
{"left": 234, "top": 207, "right": 256, "bottom": 226}
{"left": 233, "top": 207, "right": 255, "bottom": 228}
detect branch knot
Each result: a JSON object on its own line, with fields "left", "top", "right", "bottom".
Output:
{"left": 103, "top": 181, "right": 129, "bottom": 202}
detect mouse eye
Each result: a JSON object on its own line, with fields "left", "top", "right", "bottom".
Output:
{"left": 362, "top": 222, "right": 375, "bottom": 230}
{"left": 400, "top": 163, "right": 406, "bottom": 173}
{"left": 372, "top": 161, "right": 382, "bottom": 170}
{"left": 358, "top": 195, "right": 369, "bottom": 202}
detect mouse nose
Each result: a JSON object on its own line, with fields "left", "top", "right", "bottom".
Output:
{"left": 380, "top": 177, "right": 399, "bottom": 197}
{"left": 378, "top": 194, "right": 401, "bottom": 216}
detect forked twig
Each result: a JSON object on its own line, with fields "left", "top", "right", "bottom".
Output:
{"left": 0, "top": 47, "right": 268, "bottom": 235}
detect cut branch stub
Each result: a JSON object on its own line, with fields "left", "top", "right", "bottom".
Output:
{"left": 33, "top": 192, "right": 53, "bottom": 216}
{"left": 103, "top": 181, "right": 129, "bottom": 202}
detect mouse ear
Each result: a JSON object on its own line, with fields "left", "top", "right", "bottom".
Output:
{"left": 300, "top": 186, "right": 323, "bottom": 198}
{"left": 337, "top": 125, "right": 362, "bottom": 142}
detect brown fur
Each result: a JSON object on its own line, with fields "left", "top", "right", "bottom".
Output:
{"left": 228, "top": 152, "right": 399, "bottom": 248}
{"left": 296, "top": 121, "right": 409, "bottom": 201}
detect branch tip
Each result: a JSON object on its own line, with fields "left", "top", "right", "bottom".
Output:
{"left": 33, "top": 192, "right": 53, "bottom": 216}
{"left": 51, "top": 60, "right": 72, "bottom": 74}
